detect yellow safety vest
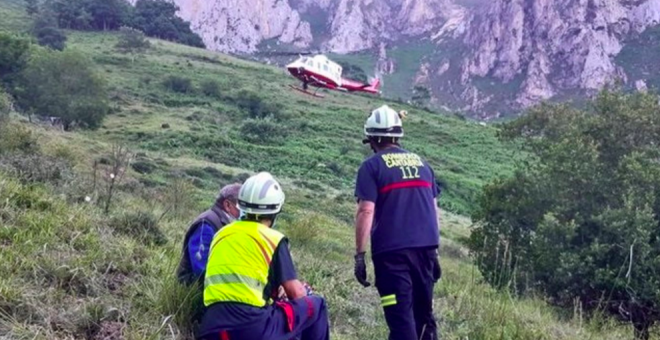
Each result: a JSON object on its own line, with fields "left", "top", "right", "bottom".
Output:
{"left": 203, "top": 220, "right": 285, "bottom": 308}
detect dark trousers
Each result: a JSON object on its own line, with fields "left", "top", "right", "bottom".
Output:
{"left": 373, "top": 247, "right": 439, "bottom": 340}
{"left": 198, "top": 296, "right": 330, "bottom": 340}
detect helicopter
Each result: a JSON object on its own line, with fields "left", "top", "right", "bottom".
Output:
{"left": 284, "top": 54, "right": 381, "bottom": 98}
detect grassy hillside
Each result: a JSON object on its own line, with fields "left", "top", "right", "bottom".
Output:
{"left": 0, "top": 1, "right": 645, "bottom": 339}
{"left": 60, "top": 30, "right": 518, "bottom": 216}
{"left": 0, "top": 119, "right": 635, "bottom": 340}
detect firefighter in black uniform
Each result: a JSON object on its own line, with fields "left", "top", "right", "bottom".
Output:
{"left": 353, "top": 105, "right": 442, "bottom": 340}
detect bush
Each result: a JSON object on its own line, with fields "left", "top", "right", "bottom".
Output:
{"left": 129, "top": 0, "right": 205, "bottom": 48}
{"left": 17, "top": 49, "right": 109, "bottom": 130}
{"left": 0, "top": 153, "right": 73, "bottom": 185}
{"left": 239, "top": 117, "right": 287, "bottom": 144}
{"left": 200, "top": 79, "right": 220, "bottom": 97}
{"left": 162, "top": 75, "right": 193, "bottom": 94}
{"left": 115, "top": 26, "right": 150, "bottom": 57}
{"left": 35, "top": 26, "right": 67, "bottom": 50}
{"left": 234, "top": 90, "right": 283, "bottom": 120}
{"left": 0, "top": 122, "right": 39, "bottom": 155}
{"left": 33, "top": 10, "right": 67, "bottom": 51}
{"left": 469, "top": 90, "right": 660, "bottom": 339}
{"left": 0, "top": 33, "right": 30, "bottom": 86}
{"left": 131, "top": 160, "right": 157, "bottom": 174}
{"left": 0, "top": 88, "right": 11, "bottom": 118}
{"left": 161, "top": 178, "right": 198, "bottom": 220}
{"left": 108, "top": 211, "right": 167, "bottom": 246}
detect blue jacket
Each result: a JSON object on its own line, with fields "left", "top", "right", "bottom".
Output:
{"left": 177, "top": 206, "right": 234, "bottom": 285}
{"left": 187, "top": 221, "right": 217, "bottom": 278}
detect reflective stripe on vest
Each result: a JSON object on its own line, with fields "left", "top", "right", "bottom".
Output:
{"left": 203, "top": 220, "right": 285, "bottom": 308}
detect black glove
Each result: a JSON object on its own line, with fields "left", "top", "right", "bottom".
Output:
{"left": 354, "top": 252, "right": 371, "bottom": 287}
{"left": 432, "top": 254, "right": 442, "bottom": 282}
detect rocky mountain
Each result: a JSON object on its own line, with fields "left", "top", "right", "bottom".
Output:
{"left": 171, "top": 0, "right": 660, "bottom": 119}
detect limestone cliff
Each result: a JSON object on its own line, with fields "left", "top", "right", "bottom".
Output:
{"left": 171, "top": 0, "right": 313, "bottom": 53}
{"left": 169, "top": 0, "right": 660, "bottom": 118}
{"left": 459, "top": 0, "right": 660, "bottom": 111}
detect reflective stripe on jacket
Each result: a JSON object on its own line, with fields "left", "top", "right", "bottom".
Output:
{"left": 203, "top": 220, "right": 285, "bottom": 308}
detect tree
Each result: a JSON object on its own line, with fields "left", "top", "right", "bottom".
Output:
{"left": 115, "top": 26, "right": 150, "bottom": 61}
{"left": 48, "top": 0, "right": 87, "bottom": 29}
{"left": 48, "top": 0, "right": 129, "bottom": 30}
{"left": 35, "top": 26, "right": 66, "bottom": 50}
{"left": 33, "top": 9, "right": 67, "bottom": 50}
{"left": 85, "top": 0, "right": 130, "bottom": 30}
{"left": 0, "top": 33, "right": 31, "bottom": 86}
{"left": 16, "top": 49, "right": 109, "bottom": 130}
{"left": 469, "top": 88, "right": 660, "bottom": 339}
{"left": 411, "top": 85, "right": 430, "bottom": 107}
{"left": 130, "top": 0, "right": 205, "bottom": 48}
{"left": 25, "top": 0, "right": 39, "bottom": 16}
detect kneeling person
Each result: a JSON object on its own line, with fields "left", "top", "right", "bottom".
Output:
{"left": 197, "top": 172, "right": 330, "bottom": 340}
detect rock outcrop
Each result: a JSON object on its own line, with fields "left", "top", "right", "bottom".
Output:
{"left": 460, "top": 0, "right": 660, "bottom": 110}
{"left": 171, "top": 0, "right": 313, "bottom": 53}
{"left": 169, "top": 0, "right": 660, "bottom": 117}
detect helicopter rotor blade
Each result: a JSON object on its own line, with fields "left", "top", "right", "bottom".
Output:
{"left": 253, "top": 51, "right": 321, "bottom": 57}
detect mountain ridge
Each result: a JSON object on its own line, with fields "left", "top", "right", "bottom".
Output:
{"left": 170, "top": 0, "right": 660, "bottom": 119}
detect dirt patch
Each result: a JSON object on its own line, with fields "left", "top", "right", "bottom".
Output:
{"left": 105, "top": 273, "right": 128, "bottom": 293}
{"left": 93, "top": 321, "right": 125, "bottom": 340}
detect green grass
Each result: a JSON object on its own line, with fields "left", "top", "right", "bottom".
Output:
{"left": 0, "top": 0, "right": 29, "bottom": 33}
{"left": 0, "top": 147, "right": 636, "bottom": 339}
{"left": 59, "top": 29, "right": 518, "bottom": 216}
{"left": 0, "top": 1, "right": 651, "bottom": 338}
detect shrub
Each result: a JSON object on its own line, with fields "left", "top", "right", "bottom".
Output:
{"left": 108, "top": 211, "right": 167, "bottom": 246}
{"left": 17, "top": 49, "right": 109, "bottom": 130}
{"left": 131, "top": 160, "right": 157, "bottom": 174}
{"left": 200, "top": 79, "right": 220, "bottom": 97}
{"left": 469, "top": 90, "right": 660, "bottom": 339}
{"left": 162, "top": 75, "right": 193, "bottom": 94}
{"left": 0, "top": 33, "right": 30, "bottom": 86}
{"left": 115, "top": 26, "right": 150, "bottom": 56}
{"left": 0, "top": 153, "right": 73, "bottom": 185}
{"left": 161, "top": 178, "right": 197, "bottom": 220}
{"left": 239, "top": 117, "right": 287, "bottom": 144}
{"left": 129, "top": 0, "right": 205, "bottom": 48}
{"left": 33, "top": 10, "right": 67, "bottom": 51}
{"left": 0, "top": 88, "right": 11, "bottom": 119}
{"left": 234, "top": 90, "right": 283, "bottom": 120}
{"left": 0, "top": 122, "right": 39, "bottom": 155}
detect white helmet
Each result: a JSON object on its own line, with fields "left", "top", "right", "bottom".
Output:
{"left": 238, "top": 172, "right": 285, "bottom": 215}
{"left": 364, "top": 105, "right": 404, "bottom": 138}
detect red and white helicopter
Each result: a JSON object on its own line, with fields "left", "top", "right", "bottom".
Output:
{"left": 285, "top": 54, "right": 381, "bottom": 98}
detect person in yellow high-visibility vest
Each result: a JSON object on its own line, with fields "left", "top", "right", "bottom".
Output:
{"left": 196, "top": 172, "right": 330, "bottom": 340}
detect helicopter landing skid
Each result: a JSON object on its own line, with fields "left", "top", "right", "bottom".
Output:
{"left": 288, "top": 85, "right": 325, "bottom": 98}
